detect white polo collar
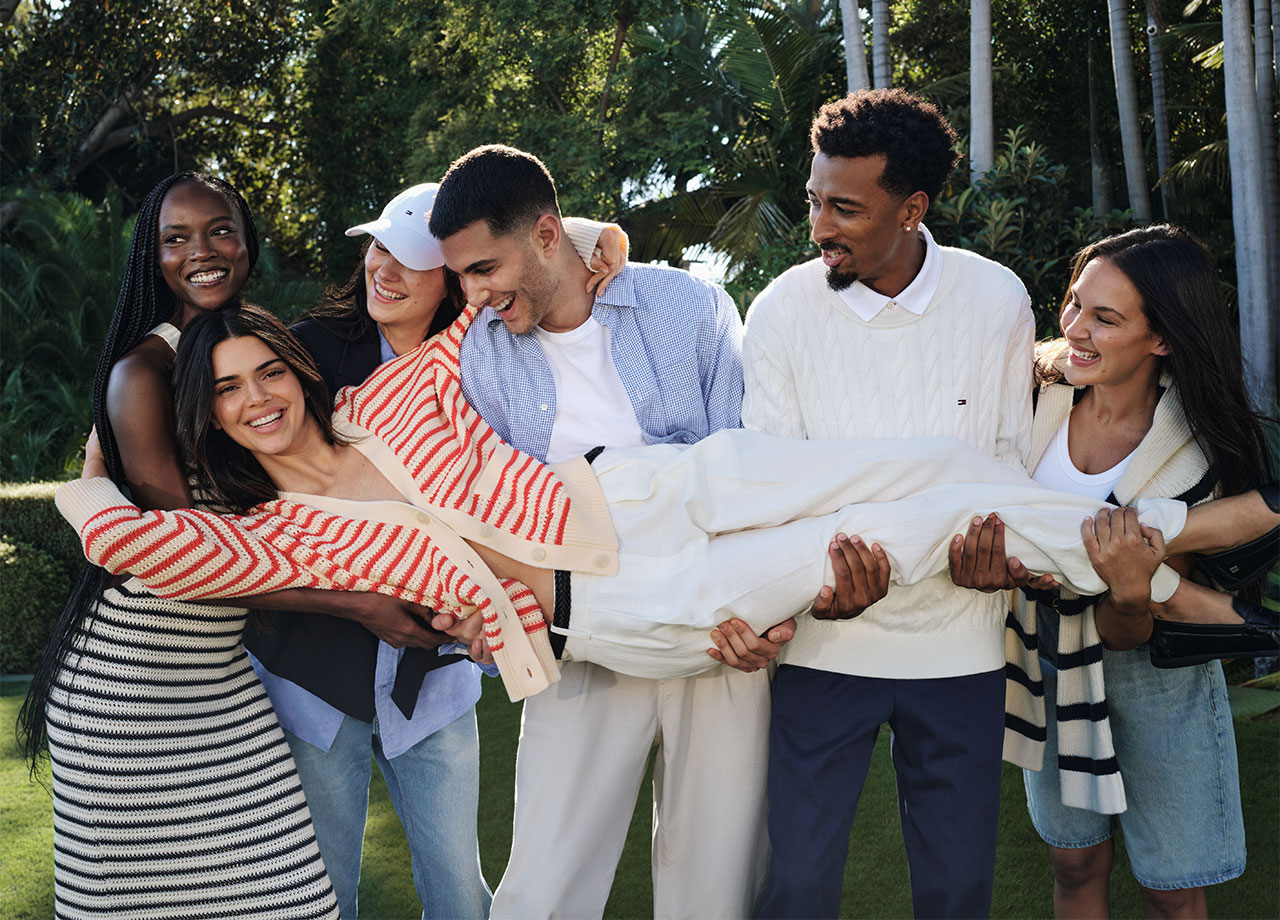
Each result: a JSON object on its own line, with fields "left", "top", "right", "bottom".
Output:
{"left": 835, "top": 223, "right": 942, "bottom": 322}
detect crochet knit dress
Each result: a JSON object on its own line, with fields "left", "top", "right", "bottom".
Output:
{"left": 45, "top": 324, "right": 338, "bottom": 920}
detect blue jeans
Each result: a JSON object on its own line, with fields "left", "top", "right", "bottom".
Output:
{"left": 283, "top": 710, "right": 492, "bottom": 919}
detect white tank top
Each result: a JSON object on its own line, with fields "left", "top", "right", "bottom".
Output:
{"left": 1031, "top": 415, "right": 1135, "bottom": 501}
{"left": 148, "top": 321, "right": 181, "bottom": 353}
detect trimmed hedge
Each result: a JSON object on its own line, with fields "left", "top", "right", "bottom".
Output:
{"left": 1, "top": 482, "right": 83, "bottom": 674}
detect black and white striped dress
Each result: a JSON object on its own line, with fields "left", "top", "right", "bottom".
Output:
{"left": 47, "top": 583, "right": 338, "bottom": 919}
{"left": 46, "top": 322, "right": 337, "bottom": 919}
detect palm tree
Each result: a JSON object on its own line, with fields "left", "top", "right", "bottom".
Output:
{"left": 1222, "top": 0, "right": 1276, "bottom": 409}
{"left": 1145, "top": 0, "right": 1178, "bottom": 219}
{"left": 1252, "top": 0, "right": 1278, "bottom": 294}
{"left": 1087, "top": 35, "right": 1115, "bottom": 215}
{"left": 871, "top": 0, "right": 892, "bottom": 87}
{"left": 1107, "top": 0, "right": 1152, "bottom": 220}
{"left": 622, "top": 1, "right": 842, "bottom": 274}
{"left": 839, "top": 0, "right": 871, "bottom": 92}
{"left": 970, "top": 0, "right": 994, "bottom": 182}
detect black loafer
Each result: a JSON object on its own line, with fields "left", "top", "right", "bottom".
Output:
{"left": 1148, "top": 598, "right": 1280, "bottom": 669}
{"left": 1197, "top": 526, "right": 1279, "bottom": 589}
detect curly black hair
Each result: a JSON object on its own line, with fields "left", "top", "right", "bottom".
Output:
{"left": 810, "top": 89, "right": 961, "bottom": 205}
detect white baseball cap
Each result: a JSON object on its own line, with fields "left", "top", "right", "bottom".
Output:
{"left": 345, "top": 183, "right": 446, "bottom": 271}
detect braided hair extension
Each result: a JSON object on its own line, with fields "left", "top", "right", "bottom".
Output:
{"left": 18, "top": 173, "right": 259, "bottom": 769}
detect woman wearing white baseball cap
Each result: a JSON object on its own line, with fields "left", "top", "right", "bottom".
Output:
{"left": 243, "top": 183, "right": 625, "bottom": 919}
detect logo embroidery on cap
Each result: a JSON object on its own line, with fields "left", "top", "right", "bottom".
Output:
{"left": 957, "top": 399, "right": 967, "bottom": 405}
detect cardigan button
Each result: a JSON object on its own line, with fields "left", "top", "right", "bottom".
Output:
{"left": 531, "top": 548, "right": 546, "bottom": 561}
{"left": 593, "top": 554, "right": 610, "bottom": 568}
{"left": 415, "top": 512, "right": 431, "bottom": 526}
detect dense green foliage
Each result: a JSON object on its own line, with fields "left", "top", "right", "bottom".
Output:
{"left": 930, "top": 127, "right": 1134, "bottom": 334}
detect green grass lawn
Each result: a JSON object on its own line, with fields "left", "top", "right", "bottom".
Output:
{"left": 3, "top": 678, "right": 1276, "bottom": 919}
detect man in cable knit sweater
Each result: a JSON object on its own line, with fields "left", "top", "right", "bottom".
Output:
{"left": 748, "top": 90, "right": 1034, "bottom": 918}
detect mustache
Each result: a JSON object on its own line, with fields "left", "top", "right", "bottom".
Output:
{"left": 819, "top": 242, "right": 848, "bottom": 252}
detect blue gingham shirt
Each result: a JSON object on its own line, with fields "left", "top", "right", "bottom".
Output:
{"left": 247, "top": 326, "right": 487, "bottom": 761}
{"left": 460, "top": 263, "right": 744, "bottom": 459}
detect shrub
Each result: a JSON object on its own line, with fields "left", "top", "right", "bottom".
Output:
{"left": 1, "top": 538, "right": 69, "bottom": 675}
{"left": 0, "top": 482, "right": 82, "bottom": 574}
{"left": 0, "top": 483, "right": 83, "bottom": 674}
{"left": 929, "top": 126, "right": 1133, "bottom": 336}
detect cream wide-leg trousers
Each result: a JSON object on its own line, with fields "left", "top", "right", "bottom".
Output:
{"left": 562, "top": 430, "right": 1186, "bottom": 678}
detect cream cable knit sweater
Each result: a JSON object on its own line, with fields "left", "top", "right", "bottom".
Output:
{"left": 742, "top": 251, "right": 1035, "bottom": 678}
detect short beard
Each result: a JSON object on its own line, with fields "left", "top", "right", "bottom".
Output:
{"left": 825, "top": 265, "right": 858, "bottom": 291}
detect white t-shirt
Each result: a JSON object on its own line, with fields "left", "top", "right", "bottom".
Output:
{"left": 1031, "top": 415, "right": 1134, "bottom": 500}
{"left": 535, "top": 317, "right": 646, "bottom": 463}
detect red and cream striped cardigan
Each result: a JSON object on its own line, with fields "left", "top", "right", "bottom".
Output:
{"left": 56, "top": 304, "right": 619, "bottom": 698}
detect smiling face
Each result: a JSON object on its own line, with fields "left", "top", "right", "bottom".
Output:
{"left": 157, "top": 181, "right": 252, "bottom": 323}
{"left": 807, "top": 152, "right": 926, "bottom": 297}
{"left": 209, "top": 334, "right": 314, "bottom": 459}
{"left": 363, "top": 239, "right": 449, "bottom": 345}
{"left": 438, "top": 219, "right": 564, "bottom": 334}
{"left": 1060, "top": 257, "right": 1169, "bottom": 389}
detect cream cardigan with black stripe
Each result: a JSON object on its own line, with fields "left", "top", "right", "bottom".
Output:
{"left": 1002, "top": 367, "right": 1212, "bottom": 814}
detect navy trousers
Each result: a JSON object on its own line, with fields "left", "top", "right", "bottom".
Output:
{"left": 757, "top": 665, "right": 1005, "bottom": 919}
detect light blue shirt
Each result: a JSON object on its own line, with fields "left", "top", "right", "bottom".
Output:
{"left": 461, "top": 263, "right": 745, "bottom": 458}
{"left": 247, "top": 326, "right": 490, "bottom": 761}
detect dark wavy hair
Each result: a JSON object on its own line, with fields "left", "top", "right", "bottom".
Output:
{"left": 19, "top": 172, "right": 258, "bottom": 769}
{"left": 299, "top": 237, "right": 465, "bottom": 343}
{"left": 174, "top": 304, "right": 341, "bottom": 512}
{"left": 1038, "top": 224, "right": 1274, "bottom": 498}
{"left": 810, "top": 88, "right": 961, "bottom": 205}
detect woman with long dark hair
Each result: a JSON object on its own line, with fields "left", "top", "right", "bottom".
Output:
{"left": 241, "top": 182, "right": 625, "bottom": 920}
{"left": 959, "top": 225, "right": 1276, "bottom": 918}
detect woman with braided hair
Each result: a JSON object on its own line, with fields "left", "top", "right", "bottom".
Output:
{"left": 17, "top": 173, "right": 361, "bottom": 919}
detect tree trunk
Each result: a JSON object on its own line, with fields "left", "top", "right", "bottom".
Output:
{"left": 1145, "top": 0, "right": 1177, "bottom": 219}
{"left": 1107, "top": 0, "right": 1152, "bottom": 220}
{"left": 1223, "top": 0, "right": 1275, "bottom": 409}
{"left": 871, "top": 0, "right": 891, "bottom": 88}
{"left": 597, "top": 3, "right": 633, "bottom": 144}
{"left": 1254, "top": 0, "right": 1279, "bottom": 297}
{"left": 1273, "top": 0, "right": 1279, "bottom": 87}
{"left": 969, "top": 0, "right": 994, "bottom": 182}
{"left": 1088, "top": 35, "right": 1115, "bottom": 214}
{"left": 839, "top": 0, "right": 871, "bottom": 92}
